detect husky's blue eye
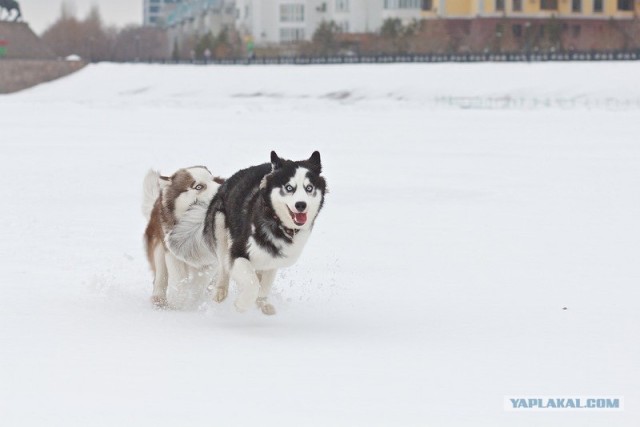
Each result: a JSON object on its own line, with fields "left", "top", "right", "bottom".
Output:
{"left": 305, "top": 185, "right": 314, "bottom": 193}
{"left": 195, "top": 184, "right": 204, "bottom": 191}
{"left": 285, "top": 185, "right": 294, "bottom": 192}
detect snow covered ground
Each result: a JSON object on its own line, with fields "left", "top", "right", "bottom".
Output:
{"left": 1, "top": 62, "right": 639, "bottom": 426}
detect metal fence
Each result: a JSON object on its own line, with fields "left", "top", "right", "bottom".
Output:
{"left": 149, "top": 50, "right": 640, "bottom": 66}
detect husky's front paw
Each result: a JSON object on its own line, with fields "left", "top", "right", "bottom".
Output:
{"left": 213, "top": 287, "right": 228, "bottom": 303}
{"left": 151, "top": 296, "right": 168, "bottom": 309}
{"left": 260, "top": 303, "right": 276, "bottom": 316}
{"left": 256, "top": 297, "right": 276, "bottom": 315}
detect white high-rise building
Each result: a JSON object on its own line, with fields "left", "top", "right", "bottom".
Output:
{"left": 235, "top": 0, "right": 421, "bottom": 45}
{"left": 234, "top": 0, "right": 322, "bottom": 45}
{"left": 166, "top": 0, "right": 238, "bottom": 53}
{"left": 164, "top": 0, "right": 424, "bottom": 46}
{"left": 144, "top": 0, "right": 184, "bottom": 26}
{"left": 323, "top": 0, "right": 420, "bottom": 34}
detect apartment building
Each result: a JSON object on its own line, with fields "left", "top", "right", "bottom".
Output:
{"left": 420, "top": 0, "right": 640, "bottom": 18}
{"left": 410, "top": 0, "right": 640, "bottom": 54}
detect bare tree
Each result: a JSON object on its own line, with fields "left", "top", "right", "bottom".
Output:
{"left": 41, "top": 4, "right": 168, "bottom": 62}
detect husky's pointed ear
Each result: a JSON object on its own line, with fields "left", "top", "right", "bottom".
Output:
{"left": 271, "top": 151, "right": 283, "bottom": 170}
{"left": 308, "top": 151, "right": 322, "bottom": 174}
{"left": 159, "top": 175, "right": 171, "bottom": 189}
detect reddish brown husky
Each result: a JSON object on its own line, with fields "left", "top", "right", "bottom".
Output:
{"left": 142, "top": 166, "right": 223, "bottom": 308}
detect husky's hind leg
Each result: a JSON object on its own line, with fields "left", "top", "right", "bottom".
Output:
{"left": 212, "top": 268, "right": 230, "bottom": 303}
{"left": 165, "top": 253, "right": 193, "bottom": 309}
{"left": 212, "top": 211, "right": 231, "bottom": 303}
{"left": 151, "top": 245, "right": 169, "bottom": 307}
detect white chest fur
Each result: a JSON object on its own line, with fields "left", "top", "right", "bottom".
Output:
{"left": 247, "top": 229, "right": 311, "bottom": 270}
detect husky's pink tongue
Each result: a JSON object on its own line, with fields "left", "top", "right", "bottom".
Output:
{"left": 293, "top": 212, "right": 307, "bottom": 225}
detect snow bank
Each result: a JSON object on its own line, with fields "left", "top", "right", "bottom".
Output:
{"left": 12, "top": 61, "right": 640, "bottom": 110}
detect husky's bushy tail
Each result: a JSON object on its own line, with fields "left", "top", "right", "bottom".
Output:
{"left": 142, "top": 170, "right": 161, "bottom": 219}
{"left": 165, "top": 202, "right": 217, "bottom": 268}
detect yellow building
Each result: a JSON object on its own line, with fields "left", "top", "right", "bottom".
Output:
{"left": 421, "top": 0, "right": 640, "bottom": 19}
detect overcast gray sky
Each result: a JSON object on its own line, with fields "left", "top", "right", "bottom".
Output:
{"left": 18, "top": 0, "right": 142, "bottom": 34}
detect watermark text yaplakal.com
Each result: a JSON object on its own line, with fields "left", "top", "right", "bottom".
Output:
{"left": 505, "top": 396, "right": 624, "bottom": 411}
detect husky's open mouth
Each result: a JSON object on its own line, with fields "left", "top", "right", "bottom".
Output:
{"left": 287, "top": 207, "right": 307, "bottom": 226}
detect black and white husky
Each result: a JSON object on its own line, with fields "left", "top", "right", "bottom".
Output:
{"left": 167, "top": 151, "right": 327, "bottom": 315}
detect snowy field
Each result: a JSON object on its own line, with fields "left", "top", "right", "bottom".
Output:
{"left": 1, "top": 62, "right": 639, "bottom": 426}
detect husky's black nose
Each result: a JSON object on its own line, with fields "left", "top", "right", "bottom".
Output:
{"left": 295, "top": 202, "right": 307, "bottom": 212}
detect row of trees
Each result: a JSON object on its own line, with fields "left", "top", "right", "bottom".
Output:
{"left": 39, "top": 5, "right": 640, "bottom": 62}
{"left": 40, "top": 5, "right": 246, "bottom": 62}
{"left": 171, "top": 28, "right": 244, "bottom": 61}
{"left": 304, "top": 17, "right": 640, "bottom": 57}
{"left": 41, "top": 5, "right": 168, "bottom": 62}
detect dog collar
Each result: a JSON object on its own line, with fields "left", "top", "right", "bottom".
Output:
{"left": 280, "top": 224, "right": 298, "bottom": 240}
{"left": 274, "top": 214, "right": 299, "bottom": 240}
